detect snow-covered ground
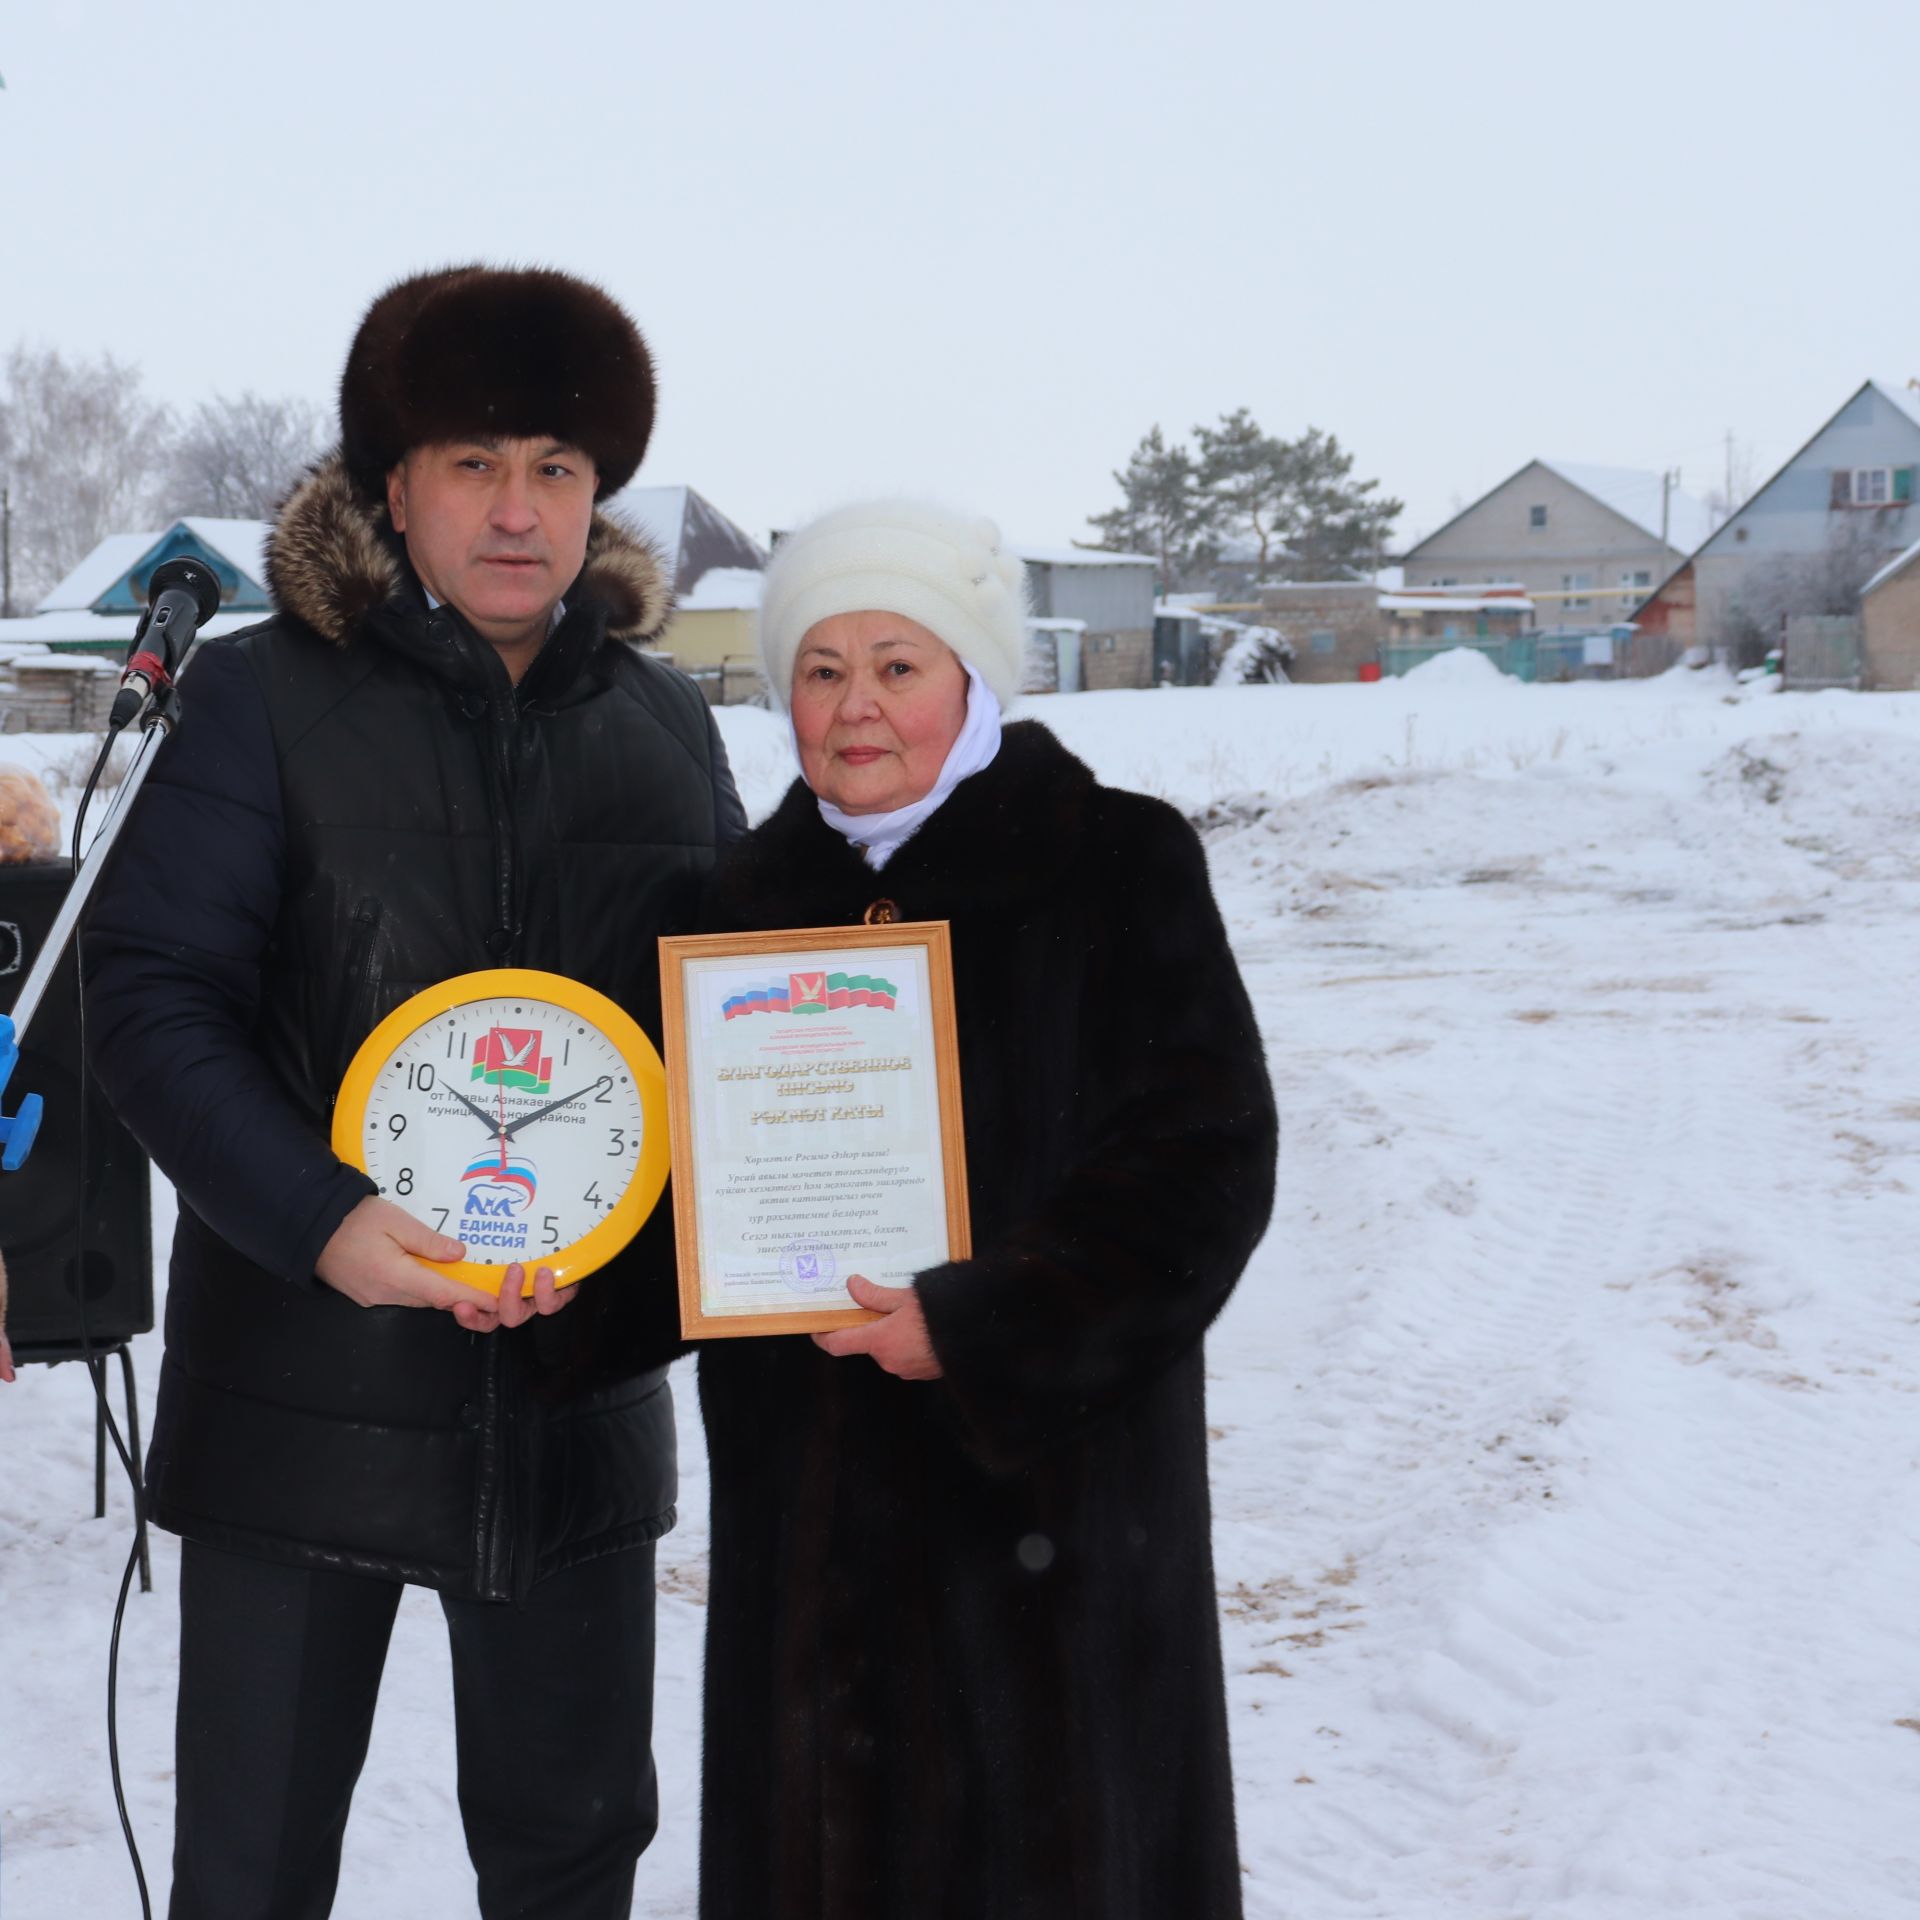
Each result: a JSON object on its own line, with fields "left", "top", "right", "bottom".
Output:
{"left": 5, "top": 659, "right": 1920, "bottom": 1917}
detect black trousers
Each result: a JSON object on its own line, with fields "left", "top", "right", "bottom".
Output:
{"left": 169, "top": 1538, "right": 659, "bottom": 1920}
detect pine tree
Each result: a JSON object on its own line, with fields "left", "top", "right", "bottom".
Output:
{"left": 1086, "top": 426, "right": 1211, "bottom": 586}
{"left": 1194, "top": 408, "right": 1294, "bottom": 579}
{"left": 1285, "top": 427, "right": 1403, "bottom": 578}
{"left": 1195, "top": 412, "right": 1403, "bottom": 583}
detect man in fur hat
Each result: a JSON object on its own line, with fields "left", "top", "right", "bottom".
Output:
{"left": 85, "top": 266, "right": 744, "bottom": 1919}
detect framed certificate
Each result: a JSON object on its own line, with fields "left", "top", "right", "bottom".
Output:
{"left": 658, "top": 922, "right": 972, "bottom": 1338}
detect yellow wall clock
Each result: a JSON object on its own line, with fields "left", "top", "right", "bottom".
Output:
{"left": 332, "top": 968, "right": 670, "bottom": 1297}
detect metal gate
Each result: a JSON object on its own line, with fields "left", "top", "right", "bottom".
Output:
{"left": 1783, "top": 615, "right": 1862, "bottom": 691}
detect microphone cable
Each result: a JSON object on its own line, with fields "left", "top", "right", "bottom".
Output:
{"left": 68, "top": 717, "right": 155, "bottom": 1920}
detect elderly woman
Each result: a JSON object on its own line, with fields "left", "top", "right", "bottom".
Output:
{"left": 697, "top": 500, "right": 1277, "bottom": 1920}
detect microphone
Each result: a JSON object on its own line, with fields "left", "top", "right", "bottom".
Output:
{"left": 109, "top": 557, "right": 224, "bottom": 730}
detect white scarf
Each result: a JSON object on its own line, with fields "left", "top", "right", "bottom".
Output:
{"left": 799, "top": 663, "right": 1004, "bottom": 871}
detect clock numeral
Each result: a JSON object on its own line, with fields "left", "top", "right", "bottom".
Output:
{"left": 396, "top": 1168, "right": 415, "bottom": 1196}
{"left": 584, "top": 1181, "right": 605, "bottom": 1210}
{"left": 407, "top": 1062, "right": 436, "bottom": 1093}
{"left": 607, "top": 1128, "right": 626, "bottom": 1157}
{"left": 388, "top": 1113, "right": 407, "bottom": 1138}
{"left": 592, "top": 1076, "right": 614, "bottom": 1103}
{"left": 541, "top": 1214, "right": 560, "bottom": 1249}
{"left": 432, "top": 1208, "right": 451, "bottom": 1232}
{"left": 562, "top": 1038, "right": 571, "bottom": 1067}
{"left": 446, "top": 1028, "right": 467, "bottom": 1060}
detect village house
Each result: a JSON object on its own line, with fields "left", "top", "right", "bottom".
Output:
{"left": 0, "top": 517, "right": 273, "bottom": 730}
{"left": 1632, "top": 380, "right": 1920, "bottom": 671}
{"left": 1404, "top": 460, "right": 1711, "bottom": 633}
{"left": 601, "top": 483, "right": 766, "bottom": 695}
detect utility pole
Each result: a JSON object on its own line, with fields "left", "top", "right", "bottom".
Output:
{"left": 1725, "top": 431, "right": 1735, "bottom": 516}
{"left": 1660, "top": 468, "right": 1675, "bottom": 551}
{"left": 1, "top": 483, "right": 12, "bottom": 620}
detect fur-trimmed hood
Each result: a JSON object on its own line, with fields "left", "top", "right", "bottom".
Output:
{"left": 263, "top": 453, "right": 673, "bottom": 648}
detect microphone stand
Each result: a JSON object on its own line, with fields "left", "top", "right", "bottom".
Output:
{"left": 0, "top": 557, "right": 220, "bottom": 1170}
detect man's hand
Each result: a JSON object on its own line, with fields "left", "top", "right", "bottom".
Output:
{"left": 315, "top": 1196, "right": 477, "bottom": 1312}
{"left": 0, "top": 1248, "right": 14, "bottom": 1384}
{"left": 810, "top": 1274, "right": 943, "bottom": 1380}
{"left": 314, "top": 1197, "right": 577, "bottom": 1335}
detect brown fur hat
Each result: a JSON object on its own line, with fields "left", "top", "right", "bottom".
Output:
{"left": 339, "top": 265, "right": 655, "bottom": 501}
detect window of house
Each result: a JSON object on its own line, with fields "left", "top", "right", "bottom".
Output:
{"left": 1618, "top": 569, "right": 1653, "bottom": 600}
{"left": 1563, "top": 572, "right": 1592, "bottom": 611}
{"left": 1309, "top": 629, "right": 1337, "bottom": 655}
{"left": 1834, "top": 466, "right": 1915, "bottom": 508}
{"left": 1439, "top": 576, "right": 1459, "bottom": 587}
{"left": 1530, "top": 505, "right": 1548, "bottom": 528}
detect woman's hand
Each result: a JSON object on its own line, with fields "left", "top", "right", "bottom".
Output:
{"left": 811, "top": 1274, "right": 944, "bottom": 1381}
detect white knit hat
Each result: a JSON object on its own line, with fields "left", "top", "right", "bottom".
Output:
{"left": 757, "top": 498, "right": 1029, "bottom": 711}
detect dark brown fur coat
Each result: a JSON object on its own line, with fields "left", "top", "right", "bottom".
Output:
{"left": 696, "top": 721, "right": 1277, "bottom": 1919}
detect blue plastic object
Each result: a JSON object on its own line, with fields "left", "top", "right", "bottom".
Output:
{"left": 0, "top": 1013, "right": 42, "bottom": 1170}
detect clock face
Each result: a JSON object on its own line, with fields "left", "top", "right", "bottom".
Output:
{"left": 356, "top": 992, "right": 651, "bottom": 1275}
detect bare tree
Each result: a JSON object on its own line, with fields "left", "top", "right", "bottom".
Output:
{"left": 1704, "top": 434, "right": 1760, "bottom": 530}
{"left": 1720, "top": 517, "right": 1891, "bottom": 668}
{"left": 166, "top": 391, "right": 327, "bottom": 519}
{"left": 0, "top": 343, "right": 174, "bottom": 610}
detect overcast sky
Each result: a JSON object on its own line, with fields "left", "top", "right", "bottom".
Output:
{"left": 5, "top": 0, "right": 1918, "bottom": 551}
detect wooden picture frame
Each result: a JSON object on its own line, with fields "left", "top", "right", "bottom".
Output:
{"left": 658, "top": 921, "right": 971, "bottom": 1339}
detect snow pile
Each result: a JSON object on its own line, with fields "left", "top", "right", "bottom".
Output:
{"left": 1400, "top": 643, "right": 1508, "bottom": 685}
{"left": 8, "top": 671, "right": 1920, "bottom": 1916}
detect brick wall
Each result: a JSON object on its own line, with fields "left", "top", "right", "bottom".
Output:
{"left": 1256, "top": 586, "right": 1380, "bottom": 684}
{"left": 1078, "top": 628, "right": 1152, "bottom": 691}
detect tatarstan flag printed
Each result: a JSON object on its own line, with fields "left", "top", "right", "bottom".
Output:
{"left": 823, "top": 970, "right": 896, "bottom": 1010}
{"left": 721, "top": 971, "right": 898, "bottom": 1019}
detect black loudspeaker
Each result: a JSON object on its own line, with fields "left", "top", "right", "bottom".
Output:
{"left": 0, "top": 860, "right": 154, "bottom": 1354}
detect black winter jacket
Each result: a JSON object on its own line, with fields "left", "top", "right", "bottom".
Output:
{"left": 85, "top": 457, "right": 745, "bottom": 1600}
{"left": 697, "top": 722, "right": 1277, "bottom": 1919}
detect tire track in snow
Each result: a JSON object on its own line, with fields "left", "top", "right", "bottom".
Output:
{"left": 1213, "top": 753, "right": 1920, "bottom": 1919}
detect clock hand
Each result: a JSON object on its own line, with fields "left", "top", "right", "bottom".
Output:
{"left": 501, "top": 1076, "right": 613, "bottom": 1143}
{"left": 443, "top": 1083, "right": 512, "bottom": 1140}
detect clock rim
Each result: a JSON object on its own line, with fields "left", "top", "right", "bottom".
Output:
{"left": 331, "top": 967, "right": 671, "bottom": 1298}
